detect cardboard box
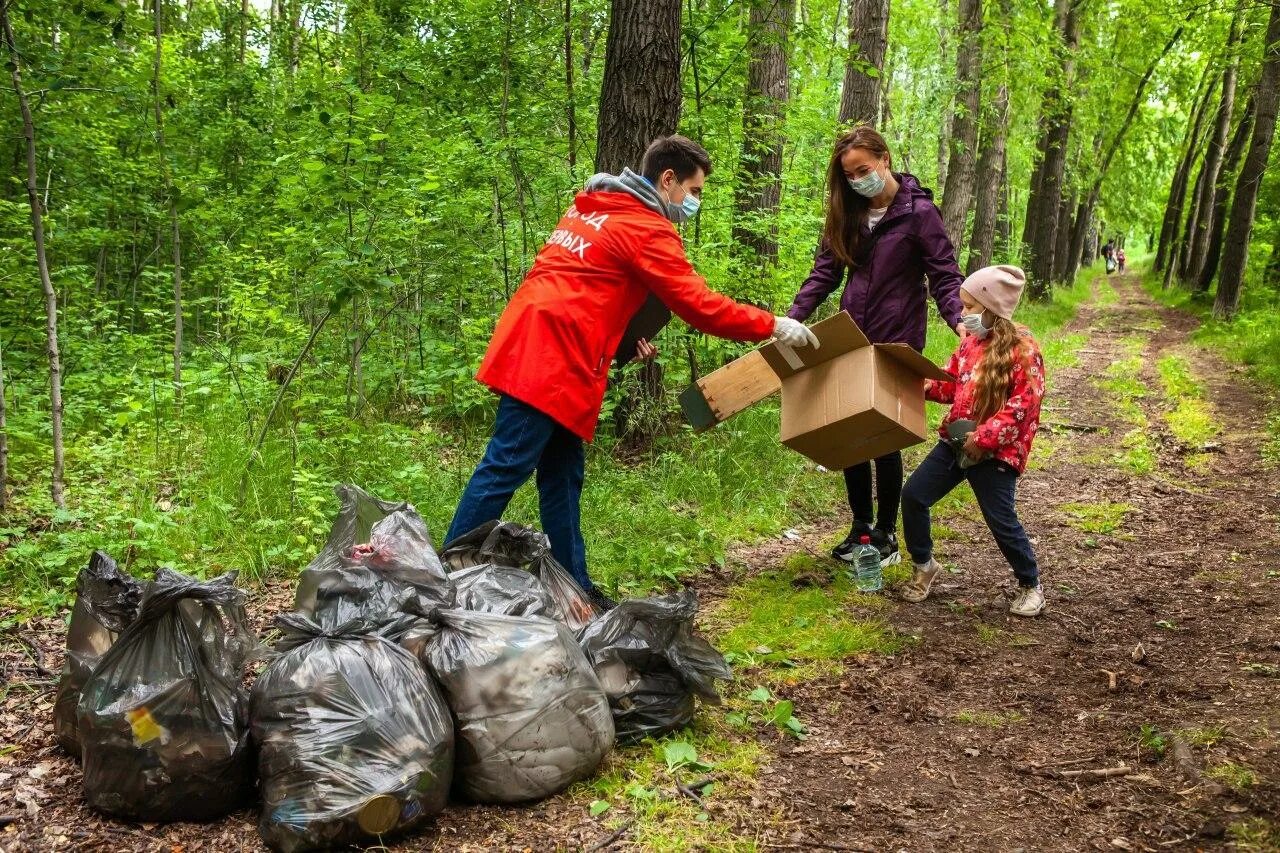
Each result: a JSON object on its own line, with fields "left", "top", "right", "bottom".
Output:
{"left": 679, "top": 311, "right": 951, "bottom": 470}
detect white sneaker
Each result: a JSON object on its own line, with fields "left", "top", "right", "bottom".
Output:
{"left": 1009, "top": 584, "right": 1045, "bottom": 617}
{"left": 901, "top": 558, "right": 942, "bottom": 603}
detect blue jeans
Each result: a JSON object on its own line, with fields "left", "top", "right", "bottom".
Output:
{"left": 446, "top": 395, "right": 593, "bottom": 592}
{"left": 901, "top": 441, "right": 1039, "bottom": 587}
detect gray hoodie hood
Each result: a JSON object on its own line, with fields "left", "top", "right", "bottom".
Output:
{"left": 584, "top": 167, "right": 685, "bottom": 223}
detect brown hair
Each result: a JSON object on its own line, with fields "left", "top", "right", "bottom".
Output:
{"left": 972, "top": 316, "right": 1025, "bottom": 423}
{"left": 641, "top": 135, "right": 713, "bottom": 184}
{"left": 822, "top": 126, "right": 891, "bottom": 268}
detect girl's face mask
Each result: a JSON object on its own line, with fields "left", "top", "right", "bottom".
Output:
{"left": 961, "top": 312, "right": 990, "bottom": 339}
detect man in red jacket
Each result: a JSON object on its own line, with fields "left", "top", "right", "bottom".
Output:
{"left": 445, "top": 135, "right": 818, "bottom": 608}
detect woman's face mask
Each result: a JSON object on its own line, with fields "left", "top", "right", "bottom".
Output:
{"left": 961, "top": 312, "right": 990, "bottom": 339}
{"left": 847, "top": 163, "right": 887, "bottom": 198}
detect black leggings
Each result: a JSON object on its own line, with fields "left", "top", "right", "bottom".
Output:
{"left": 843, "top": 451, "right": 904, "bottom": 532}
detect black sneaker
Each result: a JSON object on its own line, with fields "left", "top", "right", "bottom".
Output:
{"left": 869, "top": 528, "right": 902, "bottom": 567}
{"left": 831, "top": 522, "right": 874, "bottom": 562}
{"left": 587, "top": 587, "right": 618, "bottom": 612}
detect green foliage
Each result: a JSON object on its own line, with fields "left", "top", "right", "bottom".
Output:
{"left": 1058, "top": 500, "right": 1134, "bottom": 534}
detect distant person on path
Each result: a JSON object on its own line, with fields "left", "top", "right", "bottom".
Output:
{"left": 1117, "top": 246, "right": 1127, "bottom": 273}
{"left": 1103, "top": 238, "right": 1117, "bottom": 274}
{"left": 784, "top": 125, "right": 965, "bottom": 570}
{"left": 899, "top": 265, "right": 1048, "bottom": 617}
{"left": 446, "top": 135, "right": 818, "bottom": 610}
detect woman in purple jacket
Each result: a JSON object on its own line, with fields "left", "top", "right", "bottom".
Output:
{"left": 787, "top": 126, "right": 965, "bottom": 567}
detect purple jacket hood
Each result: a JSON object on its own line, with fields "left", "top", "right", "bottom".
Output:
{"left": 786, "top": 172, "right": 964, "bottom": 352}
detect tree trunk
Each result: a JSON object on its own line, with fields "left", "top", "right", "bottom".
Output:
{"left": 1156, "top": 70, "right": 1216, "bottom": 276}
{"left": 239, "top": 0, "right": 248, "bottom": 64}
{"left": 1025, "top": 0, "right": 1079, "bottom": 299}
{"left": 966, "top": 83, "right": 1008, "bottom": 274}
{"left": 838, "top": 0, "right": 890, "bottom": 126}
{"left": 595, "top": 0, "right": 682, "bottom": 174}
{"left": 939, "top": 0, "right": 982, "bottom": 249}
{"left": 1052, "top": 192, "right": 1074, "bottom": 284}
{"left": 1214, "top": 0, "right": 1280, "bottom": 319}
{"left": 733, "top": 0, "right": 794, "bottom": 265}
{"left": 153, "top": 0, "right": 183, "bottom": 396}
{"left": 1185, "top": 7, "right": 1241, "bottom": 285}
{"left": 564, "top": 0, "right": 578, "bottom": 171}
{"left": 1, "top": 0, "right": 65, "bottom": 510}
{"left": 597, "top": 0, "right": 683, "bottom": 444}
{"left": 1198, "top": 95, "right": 1256, "bottom": 291}
{"left": 1176, "top": 150, "right": 1209, "bottom": 282}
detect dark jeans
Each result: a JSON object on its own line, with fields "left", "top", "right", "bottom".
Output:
{"left": 901, "top": 441, "right": 1039, "bottom": 587}
{"left": 446, "top": 395, "right": 593, "bottom": 591}
{"left": 843, "top": 451, "right": 904, "bottom": 532}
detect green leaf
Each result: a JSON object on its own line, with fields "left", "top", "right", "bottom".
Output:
{"left": 589, "top": 800, "right": 610, "bottom": 817}
{"left": 746, "top": 686, "right": 772, "bottom": 703}
{"left": 662, "top": 740, "right": 699, "bottom": 770}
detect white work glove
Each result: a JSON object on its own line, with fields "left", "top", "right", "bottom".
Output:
{"left": 773, "top": 316, "right": 820, "bottom": 349}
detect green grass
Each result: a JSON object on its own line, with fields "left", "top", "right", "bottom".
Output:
{"left": 1058, "top": 500, "right": 1133, "bottom": 534}
{"left": 1176, "top": 724, "right": 1226, "bottom": 748}
{"left": 1229, "top": 817, "right": 1280, "bottom": 851}
{"left": 714, "top": 567, "right": 907, "bottom": 665}
{"left": 953, "top": 709, "right": 1025, "bottom": 727}
{"left": 1155, "top": 353, "right": 1221, "bottom": 455}
{"left": 1206, "top": 761, "right": 1257, "bottom": 791}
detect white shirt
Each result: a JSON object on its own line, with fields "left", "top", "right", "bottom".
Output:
{"left": 867, "top": 206, "right": 889, "bottom": 230}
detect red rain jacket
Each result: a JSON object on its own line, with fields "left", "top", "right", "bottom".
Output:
{"left": 476, "top": 190, "right": 775, "bottom": 441}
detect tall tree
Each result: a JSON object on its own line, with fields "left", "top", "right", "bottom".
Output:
{"left": 1185, "top": 6, "right": 1242, "bottom": 285}
{"left": 939, "top": 0, "right": 983, "bottom": 249}
{"left": 1214, "top": 0, "right": 1280, "bottom": 319}
{"left": 1155, "top": 70, "right": 1216, "bottom": 275}
{"left": 839, "top": 0, "right": 891, "bottom": 125}
{"left": 153, "top": 0, "right": 183, "bottom": 396}
{"left": 0, "top": 336, "right": 7, "bottom": 512}
{"left": 733, "top": 0, "right": 795, "bottom": 265}
{"left": 966, "top": 81, "right": 1009, "bottom": 273}
{"left": 1, "top": 0, "right": 66, "bottom": 509}
{"left": 1196, "top": 95, "right": 1255, "bottom": 291}
{"left": 1025, "top": 0, "right": 1080, "bottom": 298}
{"left": 595, "top": 0, "right": 683, "bottom": 173}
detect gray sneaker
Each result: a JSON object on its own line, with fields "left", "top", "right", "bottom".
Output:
{"left": 901, "top": 558, "right": 942, "bottom": 603}
{"left": 1009, "top": 584, "right": 1045, "bottom": 617}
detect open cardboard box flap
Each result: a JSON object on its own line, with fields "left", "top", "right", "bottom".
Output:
{"left": 759, "top": 311, "right": 950, "bottom": 381}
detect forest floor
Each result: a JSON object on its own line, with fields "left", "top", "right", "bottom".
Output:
{"left": 2, "top": 272, "right": 1279, "bottom": 852}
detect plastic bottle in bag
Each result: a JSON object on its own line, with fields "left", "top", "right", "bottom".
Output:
{"left": 53, "top": 551, "right": 143, "bottom": 758}
{"left": 578, "top": 589, "right": 732, "bottom": 743}
{"left": 418, "top": 609, "right": 614, "bottom": 803}
{"left": 77, "top": 569, "right": 257, "bottom": 821}
{"left": 251, "top": 613, "right": 454, "bottom": 853}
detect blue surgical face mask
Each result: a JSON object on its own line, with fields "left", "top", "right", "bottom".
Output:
{"left": 961, "top": 312, "right": 990, "bottom": 339}
{"left": 847, "top": 168, "right": 886, "bottom": 199}
{"left": 681, "top": 191, "right": 701, "bottom": 219}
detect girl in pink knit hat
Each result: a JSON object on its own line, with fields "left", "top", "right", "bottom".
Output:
{"left": 899, "top": 265, "right": 1047, "bottom": 616}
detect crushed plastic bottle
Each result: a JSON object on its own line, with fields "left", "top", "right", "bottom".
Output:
{"left": 849, "top": 535, "right": 883, "bottom": 593}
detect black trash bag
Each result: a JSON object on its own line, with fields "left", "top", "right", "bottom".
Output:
{"left": 295, "top": 508, "right": 454, "bottom": 631}
{"left": 441, "top": 521, "right": 598, "bottom": 631}
{"left": 304, "top": 483, "right": 412, "bottom": 580}
{"left": 77, "top": 569, "right": 257, "bottom": 821}
{"left": 578, "top": 589, "right": 732, "bottom": 744}
{"left": 251, "top": 613, "right": 454, "bottom": 853}
{"left": 420, "top": 609, "right": 614, "bottom": 803}
{"left": 53, "top": 551, "right": 144, "bottom": 757}
{"left": 451, "top": 563, "right": 561, "bottom": 619}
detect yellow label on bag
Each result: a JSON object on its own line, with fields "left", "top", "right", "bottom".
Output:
{"left": 126, "top": 707, "right": 165, "bottom": 746}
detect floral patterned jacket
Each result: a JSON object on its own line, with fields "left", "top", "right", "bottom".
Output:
{"left": 925, "top": 327, "right": 1045, "bottom": 474}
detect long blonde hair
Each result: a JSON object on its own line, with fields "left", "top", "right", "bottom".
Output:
{"left": 973, "top": 316, "right": 1024, "bottom": 423}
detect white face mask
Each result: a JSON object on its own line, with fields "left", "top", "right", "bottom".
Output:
{"left": 847, "top": 167, "right": 886, "bottom": 199}
{"left": 961, "top": 312, "right": 990, "bottom": 339}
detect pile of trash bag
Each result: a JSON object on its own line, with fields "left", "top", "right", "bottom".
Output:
{"left": 450, "top": 563, "right": 562, "bottom": 619}
{"left": 251, "top": 613, "right": 454, "bottom": 853}
{"left": 420, "top": 608, "right": 615, "bottom": 803}
{"left": 295, "top": 508, "right": 454, "bottom": 631}
{"left": 77, "top": 569, "right": 257, "bottom": 821}
{"left": 579, "top": 589, "right": 732, "bottom": 743}
{"left": 53, "top": 551, "right": 143, "bottom": 757}
{"left": 441, "top": 521, "right": 598, "bottom": 631}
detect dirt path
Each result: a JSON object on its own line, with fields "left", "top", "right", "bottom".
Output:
{"left": 732, "top": 274, "right": 1280, "bottom": 851}
{"left": 1, "top": 274, "right": 1277, "bottom": 852}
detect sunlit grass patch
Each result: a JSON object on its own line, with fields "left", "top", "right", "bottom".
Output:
{"left": 1228, "top": 818, "right": 1280, "bottom": 851}
{"left": 1058, "top": 500, "right": 1134, "bottom": 534}
{"left": 1207, "top": 761, "right": 1257, "bottom": 791}
{"left": 1176, "top": 724, "right": 1226, "bottom": 748}
{"left": 953, "top": 709, "right": 1025, "bottom": 727}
